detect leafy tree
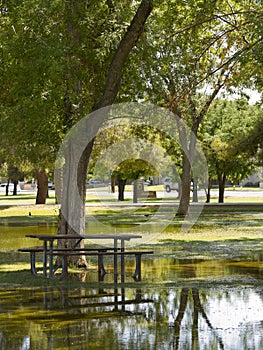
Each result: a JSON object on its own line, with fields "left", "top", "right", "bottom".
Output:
{"left": 92, "top": 119, "right": 181, "bottom": 202}
{"left": 7, "top": 165, "right": 23, "bottom": 195}
{"left": 120, "top": 0, "right": 263, "bottom": 215}
{"left": 201, "top": 98, "right": 262, "bottom": 202}
{"left": 1, "top": 0, "right": 153, "bottom": 266}
{"left": 0, "top": 0, "right": 68, "bottom": 202}
{"left": 1, "top": 0, "right": 262, "bottom": 221}
{"left": 57, "top": 0, "right": 154, "bottom": 259}
{"left": 112, "top": 158, "right": 157, "bottom": 201}
{"left": 0, "top": 0, "right": 145, "bottom": 203}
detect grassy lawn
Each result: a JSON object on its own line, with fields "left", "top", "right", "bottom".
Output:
{"left": 0, "top": 190, "right": 262, "bottom": 288}
{"left": 0, "top": 191, "right": 262, "bottom": 242}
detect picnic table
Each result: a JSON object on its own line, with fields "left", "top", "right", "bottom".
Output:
{"left": 18, "top": 233, "right": 153, "bottom": 283}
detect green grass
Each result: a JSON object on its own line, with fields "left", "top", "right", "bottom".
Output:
{"left": 0, "top": 190, "right": 262, "bottom": 287}
{"left": 0, "top": 191, "right": 263, "bottom": 230}
{"left": 0, "top": 193, "right": 57, "bottom": 205}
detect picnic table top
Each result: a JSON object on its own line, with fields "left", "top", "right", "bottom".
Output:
{"left": 26, "top": 233, "right": 142, "bottom": 241}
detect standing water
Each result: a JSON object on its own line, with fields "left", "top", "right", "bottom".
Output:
{"left": 0, "top": 221, "right": 262, "bottom": 349}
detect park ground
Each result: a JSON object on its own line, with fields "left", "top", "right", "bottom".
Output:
{"left": 0, "top": 187, "right": 262, "bottom": 288}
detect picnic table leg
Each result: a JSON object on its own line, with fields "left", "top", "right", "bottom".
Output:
{"left": 49, "top": 240, "right": 54, "bottom": 278}
{"left": 43, "top": 241, "right": 48, "bottom": 277}
{"left": 120, "top": 240, "right": 125, "bottom": 283}
{"left": 30, "top": 251, "right": 38, "bottom": 276}
{"left": 114, "top": 239, "right": 118, "bottom": 283}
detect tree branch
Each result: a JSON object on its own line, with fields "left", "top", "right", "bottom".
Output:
{"left": 94, "top": 0, "right": 153, "bottom": 110}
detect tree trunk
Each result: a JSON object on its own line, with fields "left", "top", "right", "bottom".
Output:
{"left": 133, "top": 179, "right": 139, "bottom": 203}
{"left": 206, "top": 188, "right": 210, "bottom": 203}
{"left": 57, "top": 0, "right": 153, "bottom": 247}
{"left": 111, "top": 176, "right": 115, "bottom": 193}
{"left": 172, "top": 65, "right": 229, "bottom": 217}
{"left": 118, "top": 178, "right": 126, "bottom": 201}
{"left": 176, "top": 110, "right": 197, "bottom": 217}
{"left": 5, "top": 182, "right": 9, "bottom": 196}
{"left": 13, "top": 181, "right": 18, "bottom": 196}
{"left": 205, "top": 178, "right": 212, "bottom": 203}
{"left": 218, "top": 173, "right": 226, "bottom": 203}
{"left": 36, "top": 169, "right": 48, "bottom": 204}
{"left": 177, "top": 153, "right": 192, "bottom": 216}
{"left": 192, "top": 177, "right": 198, "bottom": 203}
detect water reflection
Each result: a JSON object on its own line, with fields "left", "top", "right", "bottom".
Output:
{"left": 1, "top": 222, "right": 263, "bottom": 349}
{"left": 0, "top": 286, "right": 262, "bottom": 349}
{"left": 121, "top": 255, "right": 263, "bottom": 284}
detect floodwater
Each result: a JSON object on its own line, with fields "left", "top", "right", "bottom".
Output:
{"left": 0, "top": 223, "right": 263, "bottom": 349}
{"left": 1, "top": 285, "right": 263, "bottom": 350}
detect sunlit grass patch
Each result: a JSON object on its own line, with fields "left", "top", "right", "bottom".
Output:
{"left": 0, "top": 262, "right": 30, "bottom": 272}
{"left": 0, "top": 193, "right": 57, "bottom": 205}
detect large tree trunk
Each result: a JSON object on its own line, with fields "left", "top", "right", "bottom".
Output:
{"left": 36, "top": 169, "right": 48, "bottom": 204}
{"left": 177, "top": 153, "right": 192, "bottom": 216}
{"left": 57, "top": 0, "right": 153, "bottom": 263}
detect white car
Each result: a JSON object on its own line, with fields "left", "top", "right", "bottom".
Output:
{"left": 163, "top": 178, "right": 198, "bottom": 193}
{"left": 163, "top": 178, "right": 180, "bottom": 193}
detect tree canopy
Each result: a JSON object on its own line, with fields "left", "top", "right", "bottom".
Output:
{"left": 201, "top": 98, "right": 262, "bottom": 202}
{"left": 0, "top": 0, "right": 262, "bottom": 213}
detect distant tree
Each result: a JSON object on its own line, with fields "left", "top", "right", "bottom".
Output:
{"left": 201, "top": 98, "right": 262, "bottom": 202}
{"left": 112, "top": 158, "right": 157, "bottom": 201}
{"left": 7, "top": 165, "right": 23, "bottom": 196}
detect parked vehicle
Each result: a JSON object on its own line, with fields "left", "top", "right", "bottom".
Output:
{"left": 87, "top": 180, "right": 104, "bottom": 188}
{"left": 163, "top": 177, "right": 198, "bottom": 194}
{"left": 163, "top": 177, "right": 180, "bottom": 193}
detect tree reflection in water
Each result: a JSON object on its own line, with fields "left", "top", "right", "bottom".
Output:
{"left": 172, "top": 288, "right": 224, "bottom": 349}
{"left": 0, "top": 285, "right": 263, "bottom": 349}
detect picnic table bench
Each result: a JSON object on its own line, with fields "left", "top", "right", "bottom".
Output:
{"left": 18, "top": 234, "right": 153, "bottom": 282}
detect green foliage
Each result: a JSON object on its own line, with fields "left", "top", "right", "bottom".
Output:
{"left": 239, "top": 116, "right": 263, "bottom": 162}
{"left": 0, "top": 0, "right": 141, "bottom": 172}
{"left": 122, "top": 0, "right": 263, "bottom": 112}
{"left": 112, "top": 158, "right": 157, "bottom": 181}
{"left": 0, "top": 0, "right": 262, "bottom": 205}
{"left": 7, "top": 165, "right": 23, "bottom": 183}
{"left": 201, "top": 98, "right": 262, "bottom": 184}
